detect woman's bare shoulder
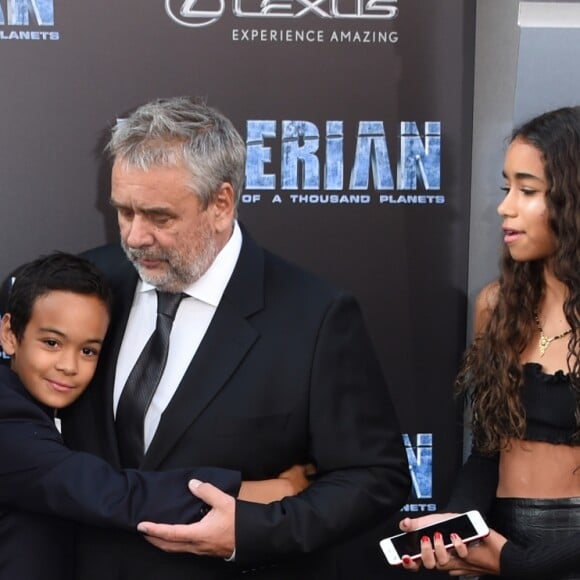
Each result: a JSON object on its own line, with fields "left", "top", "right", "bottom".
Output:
{"left": 474, "top": 281, "right": 499, "bottom": 336}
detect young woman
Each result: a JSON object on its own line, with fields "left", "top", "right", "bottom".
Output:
{"left": 400, "top": 106, "right": 580, "bottom": 578}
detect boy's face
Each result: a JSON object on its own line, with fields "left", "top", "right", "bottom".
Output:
{"left": 0, "top": 290, "right": 109, "bottom": 408}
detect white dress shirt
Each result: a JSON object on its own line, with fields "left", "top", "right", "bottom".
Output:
{"left": 113, "top": 222, "right": 242, "bottom": 450}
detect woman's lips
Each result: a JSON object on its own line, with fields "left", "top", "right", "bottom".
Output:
{"left": 503, "top": 229, "right": 523, "bottom": 244}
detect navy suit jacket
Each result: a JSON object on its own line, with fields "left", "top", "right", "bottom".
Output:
{"left": 0, "top": 366, "right": 240, "bottom": 580}
{"left": 64, "top": 229, "right": 410, "bottom": 579}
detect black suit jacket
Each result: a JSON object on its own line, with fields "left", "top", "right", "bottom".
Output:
{"left": 0, "top": 366, "right": 240, "bottom": 580}
{"left": 65, "top": 230, "right": 410, "bottom": 579}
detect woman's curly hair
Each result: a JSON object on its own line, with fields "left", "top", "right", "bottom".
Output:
{"left": 455, "top": 106, "right": 580, "bottom": 455}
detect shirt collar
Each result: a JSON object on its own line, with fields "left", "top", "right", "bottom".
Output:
{"left": 138, "top": 221, "right": 242, "bottom": 307}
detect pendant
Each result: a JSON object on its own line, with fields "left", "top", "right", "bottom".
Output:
{"left": 538, "top": 334, "right": 553, "bottom": 357}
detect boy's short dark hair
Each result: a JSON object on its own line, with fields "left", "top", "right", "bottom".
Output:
{"left": 2, "top": 252, "right": 113, "bottom": 341}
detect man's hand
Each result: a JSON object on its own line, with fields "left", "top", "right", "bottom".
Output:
{"left": 137, "top": 479, "right": 235, "bottom": 558}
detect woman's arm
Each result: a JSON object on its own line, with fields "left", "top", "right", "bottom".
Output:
{"left": 444, "top": 449, "right": 499, "bottom": 515}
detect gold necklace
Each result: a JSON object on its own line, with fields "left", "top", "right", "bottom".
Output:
{"left": 534, "top": 312, "right": 572, "bottom": 357}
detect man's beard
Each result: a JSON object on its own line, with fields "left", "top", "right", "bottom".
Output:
{"left": 122, "top": 232, "right": 220, "bottom": 293}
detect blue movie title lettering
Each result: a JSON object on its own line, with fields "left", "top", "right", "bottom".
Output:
{"left": 403, "top": 433, "right": 432, "bottom": 499}
{"left": 246, "top": 121, "right": 277, "bottom": 189}
{"left": 350, "top": 121, "right": 394, "bottom": 190}
{"left": 0, "top": 0, "right": 54, "bottom": 25}
{"left": 245, "top": 120, "right": 441, "bottom": 191}
{"left": 398, "top": 121, "right": 440, "bottom": 190}
{"left": 282, "top": 121, "right": 320, "bottom": 190}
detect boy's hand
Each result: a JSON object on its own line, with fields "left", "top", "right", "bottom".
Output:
{"left": 238, "top": 463, "right": 316, "bottom": 503}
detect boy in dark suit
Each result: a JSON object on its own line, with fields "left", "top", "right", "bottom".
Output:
{"left": 0, "top": 252, "right": 306, "bottom": 580}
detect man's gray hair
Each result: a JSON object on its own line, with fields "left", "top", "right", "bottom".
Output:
{"left": 107, "top": 96, "right": 246, "bottom": 209}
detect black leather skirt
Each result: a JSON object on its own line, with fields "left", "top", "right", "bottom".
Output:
{"left": 489, "top": 497, "right": 580, "bottom": 579}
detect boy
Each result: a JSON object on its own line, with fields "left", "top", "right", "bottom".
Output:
{"left": 0, "top": 253, "right": 305, "bottom": 579}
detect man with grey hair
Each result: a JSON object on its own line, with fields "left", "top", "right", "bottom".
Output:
{"left": 64, "top": 96, "right": 410, "bottom": 579}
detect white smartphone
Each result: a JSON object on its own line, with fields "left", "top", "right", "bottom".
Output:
{"left": 379, "top": 510, "right": 490, "bottom": 566}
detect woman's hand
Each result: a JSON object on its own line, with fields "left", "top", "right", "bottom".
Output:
{"left": 399, "top": 526, "right": 507, "bottom": 577}
{"left": 439, "top": 530, "right": 507, "bottom": 577}
{"left": 397, "top": 513, "right": 457, "bottom": 572}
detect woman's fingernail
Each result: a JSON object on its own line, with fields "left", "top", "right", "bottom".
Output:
{"left": 421, "top": 535, "right": 430, "bottom": 544}
{"left": 450, "top": 533, "right": 459, "bottom": 541}
{"left": 402, "top": 555, "right": 412, "bottom": 565}
{"left": 434, "top": 532, "right": 443, "bottom": 541}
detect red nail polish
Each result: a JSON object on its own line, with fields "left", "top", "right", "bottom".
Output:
{"left": 402, "top": 555, "right": 412, "bottom": 565}
{"left": 434, "top": 532, "right": 443, "bottom": 541}
{"left": 450, "top": 533, "right": 459, "bottom": 541}
{"left": 421, "top": 535, "right": 430, "bottom": 544}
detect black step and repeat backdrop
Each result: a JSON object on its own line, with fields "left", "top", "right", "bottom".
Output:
{"left": 0, "top": 0, "right": 475, "bottom": 576}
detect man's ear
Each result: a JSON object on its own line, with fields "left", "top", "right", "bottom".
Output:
{"left": 211, "top": 182, "right": 236, "bottom": 233}
{"left": 0, "top": 313, "right": 17, "bottom": 356}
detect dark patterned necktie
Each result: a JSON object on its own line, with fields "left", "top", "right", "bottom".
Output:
{"left": 115, "top": 290, "right": 184, "bottom": 468}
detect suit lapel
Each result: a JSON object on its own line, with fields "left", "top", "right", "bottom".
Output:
{"left": 93, "top": 254, "right": 139, "bottom": 467}
{"left": 142, "top": 231, "right": 265, "bottom": 469}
